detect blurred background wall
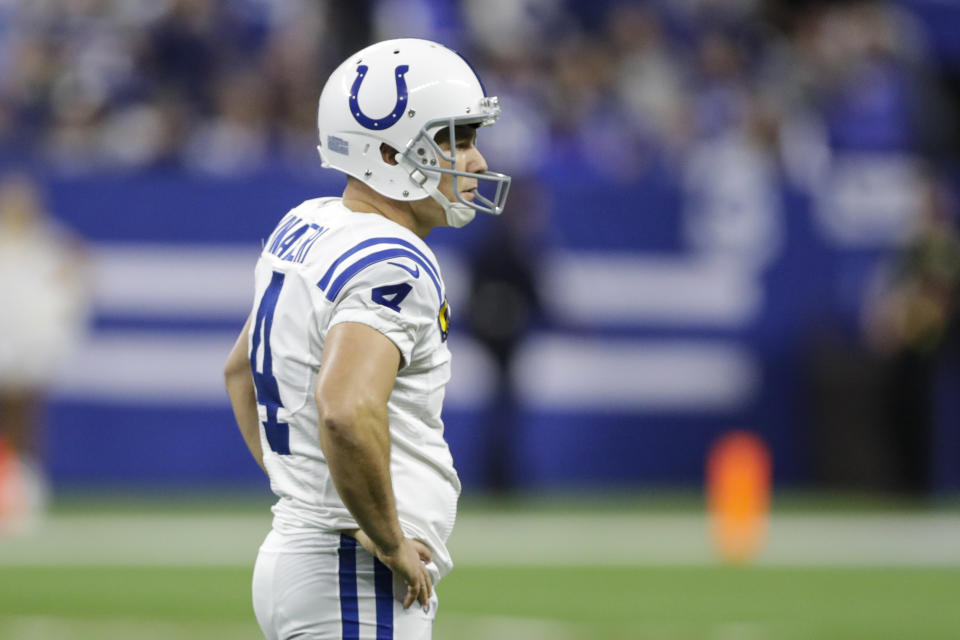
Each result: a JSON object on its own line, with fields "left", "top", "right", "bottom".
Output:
{"left": 1, "top": 0, "right": 959, "bottom": 496}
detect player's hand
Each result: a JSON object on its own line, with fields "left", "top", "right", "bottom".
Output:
{"left": 353, "top": 530, "right": 433, "bottom": 609}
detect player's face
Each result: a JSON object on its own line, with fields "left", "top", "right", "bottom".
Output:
{"left": 412, "top": 124, "right": 488, "bottom": 227}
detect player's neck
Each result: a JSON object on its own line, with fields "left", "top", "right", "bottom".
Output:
{"left": 342, "top": 180, "right": 434, "bottom": 239}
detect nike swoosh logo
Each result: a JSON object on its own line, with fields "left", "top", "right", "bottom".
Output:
{"left": 387, "top": 261, "right": 419, "bottom": 278}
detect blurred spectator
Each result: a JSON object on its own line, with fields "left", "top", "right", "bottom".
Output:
{"left": 681, "top": 91, "right": 785, "bottom": 268}
{"left": 0, "top": 172, "right": 90, "bottom": 533}
{"left": 801, "top": 170, "right": 960, "bottom": 496}
{"left": 465, "top": 184, "right": 545, "bottom": 491}
{"left": 183, "top": 71, "right": 270, "bottom": 174}
{"left": 862, "top": 171, "right": 960, "bottom": 494}
{"left": 607, "top": 4, "right": 689, "bottom": 156}
{"left": 143, "top": 0, "right": 219, "bottom": 113}
{"left": 1, "top": 0, "right": 960, "bottom": 496}
{"left": 0, "top": 0, "right": 955, "bottom": 180}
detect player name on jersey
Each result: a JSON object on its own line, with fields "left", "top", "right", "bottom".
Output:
{"left": 265, "top": 214, "right": 328, "bottom": 264}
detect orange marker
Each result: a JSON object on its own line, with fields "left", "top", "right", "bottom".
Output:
{"left": 0, "top": 436, "right": 28, "bottom": 536}
{"left": 706, "top": 430, "right": 772, "bottom": 564}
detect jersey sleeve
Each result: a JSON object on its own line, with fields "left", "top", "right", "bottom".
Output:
{"left": 325, "top": 259, "right": 441, "bottom": 366}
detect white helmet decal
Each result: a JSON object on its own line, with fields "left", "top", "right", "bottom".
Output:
{"left": 317, "top": 39, "right": 511, "bottom": 225}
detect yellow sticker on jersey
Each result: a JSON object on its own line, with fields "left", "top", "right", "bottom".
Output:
{"left": 438, "top": 299, "right": 450, "bottom": 342}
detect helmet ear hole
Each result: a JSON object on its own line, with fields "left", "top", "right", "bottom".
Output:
{"left": 409, "top": 141, "right": 437, "bottom": 167}
{"left": 380, "top": 143, "right": 399, "bottom": 166}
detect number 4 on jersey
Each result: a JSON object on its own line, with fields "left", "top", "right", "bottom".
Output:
{"left": 372, "top": 282, "right": 412, "bottom": 312}
{"left": 250, "top": 271, "right": 291, "bottom": 455}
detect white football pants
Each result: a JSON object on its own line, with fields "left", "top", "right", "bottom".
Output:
{"left": 252, "top": 529, "right": 437, "bottom": 639}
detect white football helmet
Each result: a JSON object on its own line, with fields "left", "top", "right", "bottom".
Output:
{"left": 317, "top": 38, "right": 511, "bottom": 227}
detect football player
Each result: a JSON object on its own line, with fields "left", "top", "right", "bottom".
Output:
{"left": 224, "top": 39, "right": 510, "bottom": 639}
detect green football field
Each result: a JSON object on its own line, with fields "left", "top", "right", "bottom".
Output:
{"left": 1, "top": 495, "right": 959, "bottom": 639}
{"left": 1, "top": 565, "right": 959, "bottom": 639}
{"left": 0, "top": 566, "right": 960, "bottom": 640}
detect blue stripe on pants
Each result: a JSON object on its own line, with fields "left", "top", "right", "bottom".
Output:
{"left": 338, "top": 535, "right": 359, "bottom": 640}
{"left": 373, "top": 557, "right": 394, "bottom": 640}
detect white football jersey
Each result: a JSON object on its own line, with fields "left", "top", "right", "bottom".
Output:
{"left": 248, "top": 197, "right": 459, "bottom": 578}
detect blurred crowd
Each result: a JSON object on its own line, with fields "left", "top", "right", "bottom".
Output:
{"left": 1, "top": 0, "right": 959, "bottom": 498}
{"left": 0, "top": 0, "right": 956, "bottom": 178}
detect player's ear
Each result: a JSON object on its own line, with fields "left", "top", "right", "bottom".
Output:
{"left": 380, "top": 143, "right": 399, "bottom": 166}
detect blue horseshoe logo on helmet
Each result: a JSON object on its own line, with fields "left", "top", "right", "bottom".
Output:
{"left": 349, "top": 64, "right": 410, "bottom": 130}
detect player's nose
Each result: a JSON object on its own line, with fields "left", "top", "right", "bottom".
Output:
{"left": 465, "top": 146, "right": 488, "bottom": 174}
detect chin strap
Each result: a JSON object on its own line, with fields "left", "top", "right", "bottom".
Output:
{"left": 404, "top": 154, "right": 483, "bottom": 228}
{"left": 428, "top": 188, "right": 476, "bottom": 228}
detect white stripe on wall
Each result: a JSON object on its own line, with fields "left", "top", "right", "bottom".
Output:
{"left": 53, "top": 332, "right": 238, "bottom": 405}
{"left": 543, "top": 252, "right": 762, "bottom": 327}
{"left": 61, "top": 244, "right": 760, "bottom": 410}
{"left": 52, "top": 332, "right": 499, "bottom": 409}
{"left": 92, "top": 244, "right": 258, "bottom": 316}
{"left": 90, "top": 244, "right": 760, "bottom": 327}
{"left": 513, "top": 336, "right": 758, "bottom": 411}
{"left": 51, "top": 332, "right": 755, "bottom": 411}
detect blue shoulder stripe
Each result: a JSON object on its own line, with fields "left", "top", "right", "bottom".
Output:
{"left": 324, "top": 247, "right": 442, "bottom": 302}
{"left": 317, "top": 237, "right": 440, "bottom": 292}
